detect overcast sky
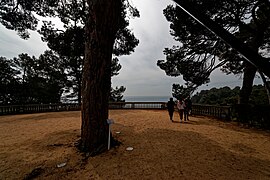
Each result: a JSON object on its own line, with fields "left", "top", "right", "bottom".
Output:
{"left": 0, "top": 0, "right": 262, "bottom": 97}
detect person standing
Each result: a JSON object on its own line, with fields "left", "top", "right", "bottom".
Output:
{"left": 177, "top": 98, "right": 186, "bottom": 122}
{"left": 167, "top": 98, "right": 175, "bottom": 122}
{"left": 184, "top": 96, "right": 192, "bottom": 121}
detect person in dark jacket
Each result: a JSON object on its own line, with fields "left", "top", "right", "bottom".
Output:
{"left": 167, "top": 98, "right": 175, "bottom": 122}
{"left": 184, "top": 96, "right": 192, "bottom": 120}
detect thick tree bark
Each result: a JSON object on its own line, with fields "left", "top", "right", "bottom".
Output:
{"left": 238, "top": 24, "right": 266, "bottom": 104}
{"left": 80, "top": 0, "right": 122, "bottom": 154}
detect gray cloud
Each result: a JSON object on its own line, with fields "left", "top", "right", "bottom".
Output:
{"left": 112, "top": 0, "right": 183, "bottom": 96}
{"left": 0, "top": 25, "right": 47, "bottom": 58}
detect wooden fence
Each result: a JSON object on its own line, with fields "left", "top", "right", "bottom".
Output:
{"left": 0, "top": 102, "right": 231, "bottom": 120}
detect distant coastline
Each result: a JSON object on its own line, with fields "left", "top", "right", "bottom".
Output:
{"left": 124, "top": 96, "right": 172, "bottom": 102}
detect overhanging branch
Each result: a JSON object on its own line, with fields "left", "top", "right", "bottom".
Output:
{"left": 172, "top": 0, "right": 270, "bottom": 78}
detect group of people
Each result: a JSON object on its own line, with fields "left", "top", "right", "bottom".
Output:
{"left": 167, "top": 96, "right": 192, "bottom": 123}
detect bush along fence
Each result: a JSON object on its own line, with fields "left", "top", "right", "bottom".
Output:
{"left": 233, "top": 104, "right": 270, "bottom": 129}
{"left": 191, "top": 104, "right": 270, "bottom": 129}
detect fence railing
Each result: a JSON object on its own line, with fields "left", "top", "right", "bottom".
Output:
{"left": 0, "top": 102, "right": 167, "bottom": 116}
{"left": 0, "top": 102, "right": 231, "bottom": 120}
{"left": 109, "top": 102, "right": 166, "bottom": 109}
{"left": 0, "top": 103, "right": 81, "bottom": 116}
{"left": 191, "top": 104, "right": 232, "bottom": 120}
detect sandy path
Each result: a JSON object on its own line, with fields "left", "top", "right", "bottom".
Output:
{"left": 0, "top": 110, "right": 270, "bottom": 179}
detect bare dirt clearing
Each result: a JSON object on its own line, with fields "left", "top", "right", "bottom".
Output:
{"left": 1, "top": 110, "right": 270, "bottom": 179}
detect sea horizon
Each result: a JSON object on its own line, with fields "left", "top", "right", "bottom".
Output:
{"left": 123, "top": 95, "right": 173, "bottom": 102}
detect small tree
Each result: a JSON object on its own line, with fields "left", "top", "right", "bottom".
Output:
{"left": 0, "top": 57, "right": 20, "bottom": 105}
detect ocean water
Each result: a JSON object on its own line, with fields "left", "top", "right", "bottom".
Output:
{"left": 124, "top": 96, "right": 172, "bottom": 102}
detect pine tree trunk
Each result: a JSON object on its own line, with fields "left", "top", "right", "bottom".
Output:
{"left": 259, "top": 71, "right": 270, "bottom": 104}
{"left": 239, "top": 62, "right": 257, "bottom": 104}
{"left": 80, "top": 0, "right": 122, "bottom": 154}
{"left": 238, "top": 30, "right": 262, "bottom": 105}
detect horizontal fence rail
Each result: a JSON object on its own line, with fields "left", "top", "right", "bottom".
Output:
{"left": 109, "top": 102, "right": 166, "bottom": 109}
{"left": 0, "top": 102, "right": 167, "bottom": 116}
{"left": 0, "top": 103, "right": 81, "bottom": 116}
{"left": 192, "top": 104, "right": 232, "bottom": 120}
{"left": 0, "top": 102, "right": 231, "bottom": 120}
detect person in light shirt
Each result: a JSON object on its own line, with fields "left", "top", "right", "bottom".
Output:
{"left": 177, "top": 98, "right": 186, "bottom": 122}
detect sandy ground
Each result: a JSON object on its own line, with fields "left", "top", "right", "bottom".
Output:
{"left": 0, "top": 110, "right": 270, "bottom": 180}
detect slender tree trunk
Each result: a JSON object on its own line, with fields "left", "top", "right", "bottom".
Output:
{"left": 239, "top": 62, "right": 257, "bottom": 104}
{"left": 80, "top": 0, "right": 122, "bottom": 154}
{"left": 259, "top": 71, "right": 270, "bottom": 104}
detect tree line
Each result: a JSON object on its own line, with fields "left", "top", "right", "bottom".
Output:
{"left": 0, "top": 51, "right": 126, "bottom": 105}
{"left": 191, "top": 85, "right": 269, "bottom": 106}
